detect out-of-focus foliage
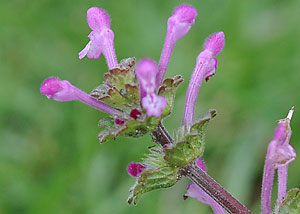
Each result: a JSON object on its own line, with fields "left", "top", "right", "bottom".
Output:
{"left": 0, "top": 0, "right": 300, "bottom": 213}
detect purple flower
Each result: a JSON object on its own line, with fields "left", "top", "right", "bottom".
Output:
{"left": 136, "top": 59, "right": 167, "bottom": 117}
{"left": 40, "top": 77, "right": 121, "bottom": 115}
{"left": 157, "top": 4, "right": 198, "bottom": 84}
{"left": 127, "top": 162, "right": 146, "bottom": 177}
{"left": 135, "top": 58, "right": 158, "bottom": 98}
{"left": 261, "top": 107, "right": 296, "bottom": 214}
{"left": 185, "top": 158, "right": 226, "bottom": 214}
{"left": 184, "top": 32, "right": 225, "bottom": 130}
{"left": 142, "top": 94, "right": 167, "bottom": 117}
{"left": 79, "top": 7, "right": 118, "bottom": 70}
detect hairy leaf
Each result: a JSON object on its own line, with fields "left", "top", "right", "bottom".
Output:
{"left": 164, "top": 109, "right": 217, "bottom": 167}
{"left": 278, "top": 188, "right": 300, "bottom": 214}
{"left": 158, "top": 75, "right": 184, "bottom": 117}
{"left": 90, "top": 58, "right": 140, "bottom": 111}
{"left": 128, "top": 145, "right": 180, "bottom": 205}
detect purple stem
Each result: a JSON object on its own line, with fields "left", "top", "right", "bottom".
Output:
{"left": 183, "top": 163, "right": 252, "bottom": 214}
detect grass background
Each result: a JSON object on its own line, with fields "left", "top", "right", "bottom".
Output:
{"left": 1, "top": 0, "right": 300, "bottom": 213}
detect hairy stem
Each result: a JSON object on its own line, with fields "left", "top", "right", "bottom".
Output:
{"left": 182, "top": 163, "right": 252, "bottom": 214}
{"left": 152, "top": 122, "right": 174, "bottom": 146}
{"left": 152, "top": 122, "right": 252, "bottom": 214}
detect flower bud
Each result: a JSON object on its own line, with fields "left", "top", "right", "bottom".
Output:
{"left": 127, "top": 162, "right": 146, "bottom": 177}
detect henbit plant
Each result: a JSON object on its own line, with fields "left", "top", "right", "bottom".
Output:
{"left": 40, "top": 5, "right": 299, "bottom": 214}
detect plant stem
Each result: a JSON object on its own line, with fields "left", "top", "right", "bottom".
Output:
{"left": 182, "top": 163, "right": 252, "bottom": 214}
{"left": 152, "top": 122, "right": 252, "bottom": 214}
{"left": 152, "top": 122, "right": 174, "bottom": 146}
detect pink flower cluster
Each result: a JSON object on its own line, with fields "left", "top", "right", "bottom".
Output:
{"left": 41, "top": 4, "right": 228, "bottom": 213}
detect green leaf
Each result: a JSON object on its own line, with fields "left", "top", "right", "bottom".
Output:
{"left": 128, "top": 166, "right": 179, "bottom": 205}
{"left": 128, "top": 145, "right": 180, "bottom": 205}
{"left": 124, "top": 84, "right": 140, "bottom": 104}
{"left": 97, "top": 114, "right": 162, "bottom": 143}
{"left": 98, "top": 124, "right": 127, "bottom": 143}
{"left": 90, "top": 58, "right": 140, "bottom": 111}
{"left": 98, "top": 117, "right": 115, "bottom": 128}
{"left": 278, "top": 188, "right": 300, "bottom": 214}
{"left": 104, "top": 58, "right": 137, "bottom": 90}
{"left": 121, "top": 116, "right": 161, "bottom": 137}
{"left": 164, "top": 109, "right": 217, "bottom": 167}
{"left": 158, "top": 75, "right": 183, "bottom": 117}
{"left": 127, "top": 110, "right": 217, "bottom": 204}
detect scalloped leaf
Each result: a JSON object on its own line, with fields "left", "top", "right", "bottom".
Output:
{"left": 278, "top": 188, "right": 300, "bottom": 214}
{"left": 158, "top": 75, "right": 183, "bottom": 117}
{"left": 121, "top": 116, "right": 161, "bottom": 137}
{"left": 128, "top": 166, "right": 179, "bottom": 205}
{"left": 97, "top": 114, "right": 162, "bottom": 143}
{"left": 90, "top": 58, "right": 140, "bottom": 111}
{"left": 128, "top": 145, "right": 180, "bottom": 205}
{"left": 127, "top": 110, "right": 217, "bottom": 204}
{"left": 91, "top": 58, "right": 183, "bottom": 143}
{"left": 98, "top": 117, "right": 115, "bottom": 128}
{"left": 164, "top": 109, "right": 217, "bottom": 167}
{"left": 104, "top": 58, "right": 137, "bottom": 90}
{"left": 124, "top": 84, "right": 140, "bottom": 104}
{"left": 98, "top": 124, "right": 127, "bottom": 143}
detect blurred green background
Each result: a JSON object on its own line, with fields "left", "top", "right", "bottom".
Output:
{"left": 1, "top": 0, "right": 300, "bottom": 213}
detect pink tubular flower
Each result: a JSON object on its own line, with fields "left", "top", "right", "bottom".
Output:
{"left": 127, "top": 162, "right": 146, "bottom": 177}
{"left": 184, "top": 32, "right": 225, "bottom": 130}
{"left": 157, "top": 4, "right": 198, "bottom": 84}
{"left": 40, "top": 77, "right": 121, "bottom": 115}
{"left": 261, "top": 107, "right": 296, "bottom": 214}
{"left": 136, "top": 59, "right": 167, "bottom": 117}
{"left": 142, "top": 94, "right": 167, "bottom": 117}
{"left": 185, "top": 158, "right": 226, "bottom": 214}
{"left": 135, "top": 58, "right": 158, "bottom": 99}
{"left": 79, "top": 7, "right": 118, "bottom": 70}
